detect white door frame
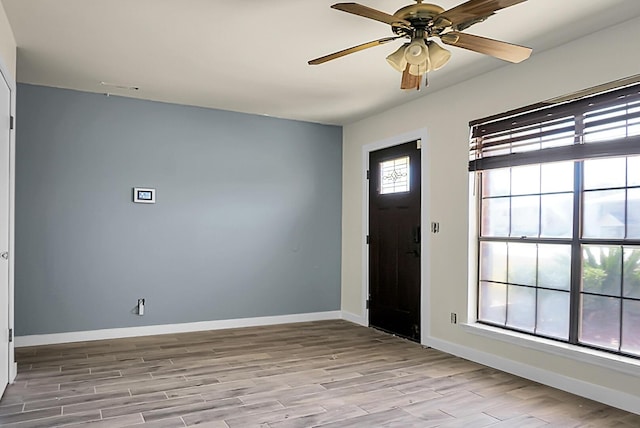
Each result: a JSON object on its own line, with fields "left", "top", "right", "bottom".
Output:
{"left": 361, "top": 128, "right": 431, "bottom": 345}
{"left": 0, "top": 56, "right": 16, "bottom": 387}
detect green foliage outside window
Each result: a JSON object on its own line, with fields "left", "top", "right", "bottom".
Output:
{"left": 582, "top": 246, "right": 640, "bottom": 297}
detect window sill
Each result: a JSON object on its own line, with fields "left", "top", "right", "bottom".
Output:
{"left": 460, "top": 322, "right": 640, "bottom": 377}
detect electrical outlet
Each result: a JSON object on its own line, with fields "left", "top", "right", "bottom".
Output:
{"left": 450, "top": 312, "right": 457, "bottom": 324}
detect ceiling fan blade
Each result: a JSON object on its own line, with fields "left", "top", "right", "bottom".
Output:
{"left": 440, "top": 31, "right": 532, "bottom": 63}
{"left": 435, "top": 0, "right": 527, "bottom": 29}
{"left": 401, "top": 66, "right": 421, "bottom": 90}
{"left": 331, "top": 3, "right": 411, "bottom": 28}
{"left": 308, "top": 36, "right": 401, "bottom": 65}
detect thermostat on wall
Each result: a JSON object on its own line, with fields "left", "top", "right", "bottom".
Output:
{"left": 133, "top": 187, "right": 155, "bottom": 204}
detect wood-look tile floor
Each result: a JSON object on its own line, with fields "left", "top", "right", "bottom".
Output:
{"left": 2, "top": 320, "right": 639, "bottom": 427}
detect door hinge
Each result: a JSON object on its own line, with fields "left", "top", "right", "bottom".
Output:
{"left": 366, "top": 235, "right": 370, "bottom": 245}
{"left": 366, "top": 299, "right": 370, "bottom": 310}
{"left": 9, "top": 116, "right": 14, "bottom": 130}
{"left": 8, "top": 328, "right": 13, "bottom": 343}
{"left": 416, "top": 139, "right": 422, "bottom": 150}
{"left": 366, "top": 169, "right": 370, "bottom": 180}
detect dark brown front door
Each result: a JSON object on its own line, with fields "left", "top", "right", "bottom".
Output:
{"left": 369, "top": 140, "right": 421, "bottom": 342}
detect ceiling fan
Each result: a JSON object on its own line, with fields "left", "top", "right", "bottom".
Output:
{"left": 308, "top": 0, "right": 533, "bottom": 90}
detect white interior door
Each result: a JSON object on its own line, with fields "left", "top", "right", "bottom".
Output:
{"left": 0, "top": 71, "right": 10, "bottom": 397}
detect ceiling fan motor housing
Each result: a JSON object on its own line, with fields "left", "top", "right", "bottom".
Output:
{"left": 392, "top": 3, "right": 445, "bottom": 36}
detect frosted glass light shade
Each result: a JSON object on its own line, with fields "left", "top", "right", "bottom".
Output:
{"left": 427, "top": 41, "right": 451, "bottom": 71}
{"left": 405, "top": 39, "right": 429, "bottom": 66}
{"left": 386, "top": 43, "right": 410, "bottom": 72}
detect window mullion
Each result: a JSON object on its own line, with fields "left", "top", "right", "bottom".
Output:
{"left": 569, "top": 160, "right": 583, "bottom": 344}
{"left": 619, "top": 246, "right": 625, "bottom": 353}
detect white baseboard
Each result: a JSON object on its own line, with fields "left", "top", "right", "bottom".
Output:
{"left": 15, "top": 311, "right": 342, "bottom": 347}
{"left": 425, "top": 336, "right": 640, "bottom": 416}
{"left": 340, "top": 310, "right": 367, "bottom": 326}
{"left": 9, "top": 362, "right": 17, "bottom": 383}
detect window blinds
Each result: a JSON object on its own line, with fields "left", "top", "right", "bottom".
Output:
{"left": 469, "top": 82, "right": 640, "bottom": 172}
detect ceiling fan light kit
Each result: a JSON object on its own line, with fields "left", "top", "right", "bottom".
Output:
{"left": 386, "top": 40, "right": 451, "bottom": 77}
{"left": 309, "top": 0, "right": 533, "bottom": 91}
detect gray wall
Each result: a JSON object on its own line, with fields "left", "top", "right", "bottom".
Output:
{"left": 15, "top": 84, "right": 342, "bottom": 335}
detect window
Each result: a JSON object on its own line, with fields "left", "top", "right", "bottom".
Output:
{"left": 380, "top": 156, "right": 410, "bottom": 194}
{"left": 471, "top": 81, "right": 640, "bottom": 358}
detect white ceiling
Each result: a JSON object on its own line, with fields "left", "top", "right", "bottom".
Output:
{"left": 3, "top": 0, "right": 640, "bottom": 125}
